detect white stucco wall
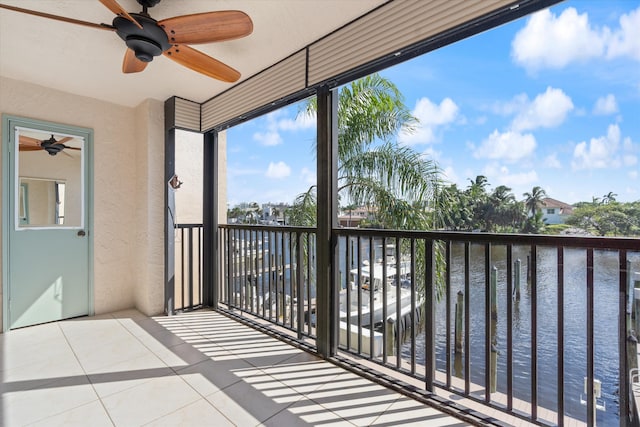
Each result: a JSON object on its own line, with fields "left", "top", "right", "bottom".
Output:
{"left": 174, "top": 129, "right": 227, "bottom": 225}
{"left": 0, "top": 76, "right": 166, "bottom": 329}
{"left": 133, "top": 99, "right": 165, "bottom": 316}
{"left": 175, "top": 130, "right": 204, "bottom": 225}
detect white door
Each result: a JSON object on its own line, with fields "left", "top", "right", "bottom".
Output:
{"left": 3, "top": 116, "right": 93, "bottom": 330}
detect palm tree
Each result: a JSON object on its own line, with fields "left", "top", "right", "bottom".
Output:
{"left": 289, "top": 73, "right": 441, "bottom": 230}
{"left": 467, "top": 175, "right": 489, "bottom": 199}
{"left": 602, "top": 191, "right": 618, "bottom": 204}
{"left": 523, "top": 186, "right": 547, "bottom": 216}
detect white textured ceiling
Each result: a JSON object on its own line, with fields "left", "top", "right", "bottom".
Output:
{"left": 0, "top": 0, "right": 386, "bottom": 107}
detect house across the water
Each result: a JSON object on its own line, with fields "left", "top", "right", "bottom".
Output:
{"left": 540, "top": 197, "right": 574, "bottom": 224}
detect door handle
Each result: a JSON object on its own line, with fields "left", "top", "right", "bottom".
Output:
{"left": 77, "top": 230, "right": 86, "bottom": 237}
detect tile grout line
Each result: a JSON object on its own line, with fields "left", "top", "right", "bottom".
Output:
{"left": 53, "top": 319, "right": 117, "bottom": 427}
{"left": 145, "top": 314, "right": 246, "bottom": 427}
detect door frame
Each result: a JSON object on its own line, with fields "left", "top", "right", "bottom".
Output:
{"left": 2, "top": 114, "right": 94, "bottom": 331}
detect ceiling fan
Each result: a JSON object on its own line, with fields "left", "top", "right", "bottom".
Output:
{"left": 19, "top": 135, "right": 80, "bottom": 156}
{"left": 0, "top": 0, "right": 253, "bottom": 82}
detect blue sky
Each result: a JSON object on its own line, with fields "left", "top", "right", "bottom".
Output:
{"left": 226, "top": 0, "right": 640, "bottom": 207}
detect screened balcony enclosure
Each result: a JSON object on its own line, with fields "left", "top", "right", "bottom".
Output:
{"left": 166, "top": 1, "right": 640, "bottom": 425}
{"left": 2, "top": 0, "right": 638, "bottom": 426}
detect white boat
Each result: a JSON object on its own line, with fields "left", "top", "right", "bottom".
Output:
{"left": 339, "top": 258, "right": 413, "bottom": 327}
{"left": 231, "top": 236, "right": 268, "bottom": 261}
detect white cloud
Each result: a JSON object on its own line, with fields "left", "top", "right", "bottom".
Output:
{"left": 399, "top": 97, "right": 459, "bottom": 145}
{"left": 489, "top": 93, "right": 529, "bottom": 116}
{"left": 593, "top": 94, "right": 618, "bottom": 115}
{"left": 265, "top": 161, "right": 291, "bottom": 179}
{"left": 624, "top": 154, "right": 638, "bottom": 167}
{"left": 571, "top": 124, "right": 622, "bottom": 170}
{"left": 473, "top": 130, "right": 537, "bottom": 162}
{"left": 482, "top": 163, "right": 539, "bottom": 187}
{"left": 511, "top": 6, "right": 640, "bottom": 72}
{"left": 511, "top": 8, "right": 605, "bottom": 71}
{"left": 253, "top": 131, "right": 283, "bottom": 146}
{"left": 623, "top": 136, "right": 638, "bottom": 166}
{"left": 421, "top": 146, "right": 442, "bottom": 162}
{"left": 629, "top": 170, "right": 638, "bottom": 180}
{"left": 300, "top": 167, "right": 316, "bottom": 185}
{"left": 253, "top": 109, "right": 315, "bottom": 146}
{"left": 510, "top": 87, "right": 574, "bottom": 131}
{"left": 606, "top": 7, "right": 640, "bottom": 61}
{"left": 544, "top": 153, "right": 562, "bottom": 169}
{"left": 441, "top": 165, "right": 459, "bottom": 185}
{"left": 278, "top": 112, "right": 316, "bottom": 131}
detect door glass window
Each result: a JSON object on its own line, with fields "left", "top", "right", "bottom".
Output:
{"left": 15, "top": 128, "right": 84, "bottom": 229}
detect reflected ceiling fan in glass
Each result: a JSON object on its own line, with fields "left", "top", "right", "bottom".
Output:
{"left": 18, "top": 135, "right": 81, "bottom": 156}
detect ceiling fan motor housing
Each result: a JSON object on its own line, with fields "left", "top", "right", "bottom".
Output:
{"left": 41, "top": 136, "right": 63, "bottom": 156}
{"left": 114, "top": 14, "right": 170, "bottom": 62}
{"left": 137, "top": 0, "right": 162, "bottom": 7}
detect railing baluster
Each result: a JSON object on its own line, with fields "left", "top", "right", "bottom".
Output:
{"left": 369, "top": 235, "right": 375, "bottom": 359}
{"left": 445, "top": 240, "right": 451, "bottom": 387}
{"left": 357, "top": 236, "right": 362, "bottom": 354}
{"left": 198, "top": 225, "right": 202, "bottom": 307}
{"left": 261, "top": 230, "right": 267, "bottom": 318}
{"left": 268, "top": 230, "right": 273, "bottom": 320}
{"left": 425, "top": 238, "right": 435, "bottom": 392}
{"left": 485, "top": 242, "right": 491, "bottom": 402}
{"left": 395, "top": 237, "right": 402, "bottom": 369}
{"left": 188, "top": 226, "right": 194, "bottom": 309}
{"left": 557, "top": 247, "right": 564, "bottom": 426}
{"left": 345, "top": 235, "right": 351, "bottom": 350}
{"left": 296, "top": 231, "right": 304, "bottom": 339}
{"left": 289, "top": 231, "right": 294, "bottom": 328}
{"left": 180, "top": 227, "right": 185, "bottom": 310}
{"left": 411, "top": 238, "right": 417, "bottom": 376}
{"left": 531, "top": 244, "right": 538, "bottom": 420}
{"left": 307, "top": 232, "right": 312, "bottom": 336}
{"left": 586, "top": 248, "right": 595, "bottom": 426}
{"left": 464, "top": 241, "right": 471, "bottom": 395}
{"left": 506, "top": 244, "right": 513, "bottom": 411}
{"left": 382, "top": 236, "right": 388, "bottom": 365}
{"left": 619, "top": 251, "right": 629, "bottom": 427}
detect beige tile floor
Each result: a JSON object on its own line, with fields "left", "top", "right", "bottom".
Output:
{"left": 0, "top": 309, "right": 469, "bottom": 426}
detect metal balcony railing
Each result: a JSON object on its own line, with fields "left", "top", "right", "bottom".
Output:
{"left": 176, "top": 223, "right": 640, "bottom": 426}
{"left": 174, "top": 223, "right": 203, "bottom": 311}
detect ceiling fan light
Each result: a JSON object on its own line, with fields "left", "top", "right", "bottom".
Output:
{"left": 126, "top": 36, "right": 162, "bottom": 62}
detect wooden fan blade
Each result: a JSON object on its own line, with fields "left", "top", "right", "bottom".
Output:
{"left": 0, "top": 4, "right": 115, "bottom": 31}
{"left": 19, "top": 146, "right": 43, "bottom": 151}
{"left": 164, "top": 45, "right": 240, "bottom": 82}
{"left": 122, "top": 49, "right": 148, "bottom": 73}
{"left": 159, "top": 11, "right": 253, "bottom": 45}
{"left": 61, "top": 146, "right": 82, "bottom": 151}
{"left": 98, "top": 0, "right": 142, "bottom": 29}
{"left": 19, "top": 135, "right": 42, "bottom": 147}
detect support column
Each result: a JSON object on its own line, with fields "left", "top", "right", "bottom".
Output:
{"left": 203, "top": 130, "right": 219, "bottom": 308}
{"left": 316, "top": 85, "right": 338, "bottom": 358}
{"left": 164, "top": 99, "right": 176, "bottom": 315}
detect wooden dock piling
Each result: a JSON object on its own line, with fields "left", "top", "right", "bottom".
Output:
{"left": 455, "top": 290, "right": 463, "bottom": 354}
{"left": 491, "top": 266, "right": 498, "bottom": 321}
{"left": 386, "top": 317, "right": 395, "bottom": 356}
{"left": 514, "top": 259, "right": 521, "bottom": 301}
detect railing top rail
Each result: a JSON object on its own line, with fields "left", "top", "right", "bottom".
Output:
{"left": 219, "top": 223, "right": 316, "bottom": 233}
{"left": 216, "top": 223, "right": 639, "bottom": 251}
{"left": 175, "top": 223, "right": 204, "bottom": 229}
{"left": 335, "top": 228, "right": 640, "bottom": 251}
